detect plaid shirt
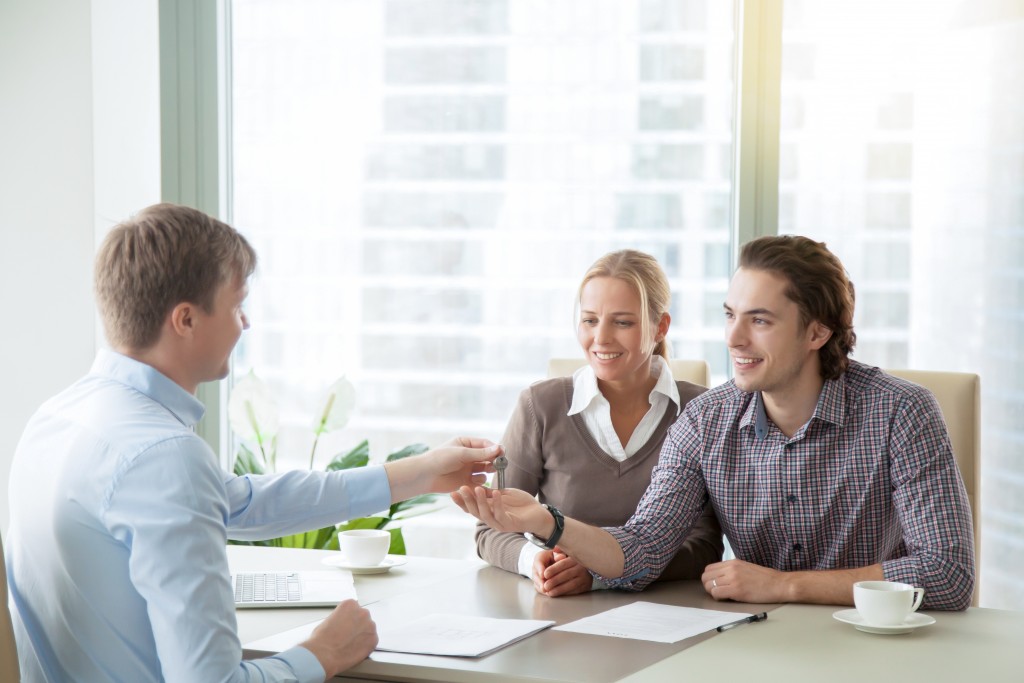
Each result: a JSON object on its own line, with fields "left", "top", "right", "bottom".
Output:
{"left": 603, "top": 360, "right": 975, "bottom": 610}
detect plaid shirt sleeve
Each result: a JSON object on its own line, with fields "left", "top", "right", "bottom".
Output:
{"left": 597, "top": 403, "right": 710, "bottom": 591}
{"left": 881, "top": 387, "right": 975, "bottom": 610}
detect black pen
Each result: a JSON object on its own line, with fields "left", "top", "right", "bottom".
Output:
{"left": 716, "top": 611, "right": 769, "bottom": 632}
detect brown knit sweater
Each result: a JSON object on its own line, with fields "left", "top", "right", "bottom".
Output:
{"left": 476, "top": 376, "right": 723, "bottom": 581}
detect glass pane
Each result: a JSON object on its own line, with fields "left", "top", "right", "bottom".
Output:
{"left": 230, "top": 0, "right": 736, "bottom": 471}
{"left": 779, "top": 0, "right": 1024, "bottom": 609}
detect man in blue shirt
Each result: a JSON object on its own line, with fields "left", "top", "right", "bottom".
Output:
{"left": 6, "top": 203, "right": 501, "bottom": 682}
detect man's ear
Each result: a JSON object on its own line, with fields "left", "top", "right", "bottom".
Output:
{"left": 168, "top": 302, "right": 197, "bottom": 339}
{"left": 807, "top": 321, "right": 833, "bottom": 351}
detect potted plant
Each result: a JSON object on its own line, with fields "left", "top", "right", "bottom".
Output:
{"left": 227, "top": 371, "right": 440, "bottom": 554}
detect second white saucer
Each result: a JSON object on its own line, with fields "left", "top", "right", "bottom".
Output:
{"left": 321, "top": 554, "right": 408, "bottom": 575}
{"left": 832, "top": 609, "right": 936, "bottom": 635}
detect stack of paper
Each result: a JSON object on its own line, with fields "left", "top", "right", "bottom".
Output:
{"left": 375, "top": 614, "right": 555, "bottom": 657}
{"left": 553, "top": 601, "right": 753, "bottom": 643}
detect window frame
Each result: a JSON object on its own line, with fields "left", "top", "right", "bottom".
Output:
{"left": 157, "top": 0, "right": 785, "bottom": 469}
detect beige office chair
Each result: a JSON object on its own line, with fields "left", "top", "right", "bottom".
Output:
{"left": 1, "top": 533, "right": 20, "bottom": 682}
{"left": 886, "top": 369, "right": 981, "bottom": 606}
{"left": 547, "top": 358, "right": 711, "bottom": 387}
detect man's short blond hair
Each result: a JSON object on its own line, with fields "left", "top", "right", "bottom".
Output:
{"left": 94, "top": 203, "right": 257, "bottom": 350}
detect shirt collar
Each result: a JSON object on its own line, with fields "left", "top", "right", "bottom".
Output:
{"left": 739, "top": 373, "right": 847, "bottom": 441}
{"left": 91, "top": 349, "right": 206, "bottom": 428}
{"left": 567, "top": 355, "right": 681, "bottom": 416}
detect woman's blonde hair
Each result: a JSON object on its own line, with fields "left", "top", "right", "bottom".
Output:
{"left": 576, "top": 249, "right": 672, "bottom": 359}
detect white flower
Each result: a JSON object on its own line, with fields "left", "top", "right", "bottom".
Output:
{"left": 314, "top": 376, "right": 356, "bottom": 434}
{"left": 228, "top": 371, "right": 279, "bottom": 443}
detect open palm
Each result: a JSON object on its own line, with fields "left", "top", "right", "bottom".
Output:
{"left": 451, "top": 486, "right": 545, "bottom": 534}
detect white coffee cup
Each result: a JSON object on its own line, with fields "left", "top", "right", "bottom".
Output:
{"left": 338, "top": 529, "right": 391, "bottom": 567}
{"left": 853, "top": 580, "right": 925, "bottom": 626}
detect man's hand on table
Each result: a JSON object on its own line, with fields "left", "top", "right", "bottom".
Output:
{"left": 301, "top": 599, "right": 378, "bottom": 678}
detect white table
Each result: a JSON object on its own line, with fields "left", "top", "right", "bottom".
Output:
{"left": 230, "top": 546, "right": 1024, "bottom": 682}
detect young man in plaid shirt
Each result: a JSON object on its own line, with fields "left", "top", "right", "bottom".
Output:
{"left": 456, "top": 235, "right": 974, "bottom": 611}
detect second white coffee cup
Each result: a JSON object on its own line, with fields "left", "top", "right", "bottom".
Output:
{"left": 853, "top": 580, "right": 925, "bottom": 626}
{"left": 338, "top": 529, "right": 391, "bottom": 567}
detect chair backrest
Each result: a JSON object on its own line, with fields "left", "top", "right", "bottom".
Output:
{"left": 546, "top": 358, "right": 711, "bottom": 387}
{"left": 885, "top": 369, "right": 981, "bottom": 605}
{"left": 1, "top": 533, "right": 21, "bottom": 682}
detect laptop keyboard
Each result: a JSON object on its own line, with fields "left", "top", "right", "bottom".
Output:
{"left": 233, "top": 572, "right": 302, "bottom": 604}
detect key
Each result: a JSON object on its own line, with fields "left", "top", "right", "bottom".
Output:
{"left": 493, "top": 454, "right": 508, "bottom": 490}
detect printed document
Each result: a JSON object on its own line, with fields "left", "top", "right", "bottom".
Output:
{"left": 375, "top": 614, "right": 555, "bottom": 657}
{"left": 553, "top": 601, "right": 752, "bottom": 643}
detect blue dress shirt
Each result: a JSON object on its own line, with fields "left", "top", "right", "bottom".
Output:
{"left": 6, "top": 350, "right": 391, "bottom": 682}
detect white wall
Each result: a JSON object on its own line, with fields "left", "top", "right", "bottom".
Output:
{"left": 0, "top": 0, "right": 97, "bottom": 534}
{"left": 0, "top": 0, "right": 161, "bottom": 534}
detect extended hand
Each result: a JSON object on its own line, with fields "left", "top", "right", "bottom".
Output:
{"left": 301, "top": 599, "right": 378, "bottom": 676}
{"left": 532, "top": 548, "right": 593, "bottom": 597}
{"left": 426, "top": 437, "right": 503, "bottom": 493}
{"left": 386, "top": 437, "right": 501, "bottom": 502}
{"left": 450, "top": 486, "right": 549, "bottom": 536}
{"left": 702, "top": 559, "right": 786, "bottom": 603}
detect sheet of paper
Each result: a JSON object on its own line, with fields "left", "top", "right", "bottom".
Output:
{"left": 375, "top": 614, "right": 555, "bottom": 657}
{"left": 244, "top": 620, "right": 322, "bottom": 654}
{"left": 553, "top": 601, "right": 752, "bottom": 643}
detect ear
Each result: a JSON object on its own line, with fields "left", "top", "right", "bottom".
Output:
{"left": 167, "top": 302, "right": 198, "bottom": 339}
{"left": 806, "top": 321, "right": 832, "bottom": 351}
{"left": 655, "top": 312, "right": 671, "bottom": 343}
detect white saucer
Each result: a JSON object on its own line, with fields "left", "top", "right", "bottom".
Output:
{"left": 321, "top": 554, "right": 408, "bottom": 575}
{"left": 832, "top": 609, "right": 936, "bottom": 635}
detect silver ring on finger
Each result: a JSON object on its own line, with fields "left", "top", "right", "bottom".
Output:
{"left": 712, "top": 578, "right": 717, "bottom": 589}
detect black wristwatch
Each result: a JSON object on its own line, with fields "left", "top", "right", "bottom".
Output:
{"left": 524, "top": 504, "right": 565, "bottom": 550}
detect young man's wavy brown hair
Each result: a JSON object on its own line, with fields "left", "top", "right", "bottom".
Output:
{"left": 94, "top": 203, "right": 257, "bottom": 350}
{"left": 739, "top": 235, "right": 856, "bottom": 380}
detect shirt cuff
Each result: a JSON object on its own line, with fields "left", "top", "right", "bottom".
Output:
{"left": 595, "top": 526, "right": 651, "bottom": 590}
{"left": 517, "top": 540, "right": 543, "bottom": 578}
{"left": 273, "top": 646, "right": 326, "bottom": 683}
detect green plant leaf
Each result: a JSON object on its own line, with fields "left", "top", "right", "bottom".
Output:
{"left": 389, "top": 493, "right": 442, "bottom": 517}
{"left": 326, "top": 439, "right": 370, "bottom": 471}
{"left": 387, "top": 527, "right": 406, "bottom": 555}
{"left": 315, "top": 526, "right": 338, "bottom": 549}
{"left": 275, "top": 527, "right": 337, "bottom": 550}
{"left": 338, "top": 516, "right": 388, "bottom": 532}
{"left": 384, "top": 443, "right": 429, "bottom": 462}
{"left": 233, "top": 443, "right": 265, "bottom": 476}
{"left": 226, "top": 538, "right": 271, "bottom": 547}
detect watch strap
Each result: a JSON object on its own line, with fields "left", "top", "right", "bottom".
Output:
{"left": 525, "top": 504, "right": 565, "bottom": 550}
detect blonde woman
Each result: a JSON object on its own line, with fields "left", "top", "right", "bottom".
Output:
{"left": 476, "top": 250, "right": 723, "bottom": 596}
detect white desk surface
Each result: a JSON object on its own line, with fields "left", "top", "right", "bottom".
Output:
{"left": 230, "top": 546, "right": 1024, "bottom": 683}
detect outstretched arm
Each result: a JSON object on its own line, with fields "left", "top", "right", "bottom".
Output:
{"left": 384, "top": 437, "right": 500, "bottom": 502}
{"left": 452, "top": 486, "right": 627, "bottom": 578}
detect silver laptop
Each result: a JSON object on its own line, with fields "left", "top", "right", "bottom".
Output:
{"left": 232, "top": 570, "right": 356, "bottom": 609}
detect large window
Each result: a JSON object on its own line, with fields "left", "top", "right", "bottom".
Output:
{"left": 229, "top": 0, "right": 736, "bottom": 465}
{"left": 778, "top": 0, "right": 1024, "bottom": 608}
{"left": 218, "top": 0, "right": 1024, "bottom": 608}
